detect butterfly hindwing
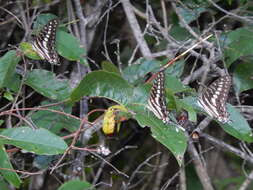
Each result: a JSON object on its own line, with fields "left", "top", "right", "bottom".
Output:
{"left": 198, "top": 75, "right": 232, "bottom": 123}
{"left": 32, "top": 19, "right": 59, "bottom": 64}
{"left": 147, "top": 71, "right": 170, "bottom": 124}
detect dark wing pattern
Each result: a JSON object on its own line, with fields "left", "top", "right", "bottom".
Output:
{"left": 147, "top": 71, "right": 170, "bottom": 124}
{"left": 198, "top": 75, "right": 232, "bottom": 123}
{"left": 32, "top": 19, "right": 59, "bottom": 64}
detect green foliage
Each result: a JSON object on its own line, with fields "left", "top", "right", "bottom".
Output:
{"left": 0, "top": 3, "right": 253, "bottom": 187}
{"left": 233, "top": 59, "right": 253, "bottom": 94}
{"left": 0, "top": 50, "right": 21, "bottom": 91}
{"left": 71, "top": 71, "right": 133, "bottom": 105}
{"left": 0, "top": 127, "right": 68, "bottom": 155}
{"left": 57, "top": 180, "right": 92, "bottom": 190}
{"left": 0, "top": 145, "right": 22, "bottom": 188}
{"left": 132, "top": 105, "right": 187, "bottom": 165}
{"left": 31, "top": 101, "right": 80, "bottom": 134}
{"left": 224, "top": 27, "right": 253, "bottom": 67}
{"left": 19, "top": 42, "right": 42, "bottom": 60}
{"left": 101, "top": 61, "right": 121, "bottom": 74}
{"left": 25, "top": 69, "right": 71, "bottom": 101}
{"left": 56, "top": 30, "right": 86, "bottom": 62}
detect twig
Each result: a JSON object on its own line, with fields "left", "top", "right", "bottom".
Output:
{"left": 238, "top": 169, "right": 253, "bottom": 190}
{"left": 147, "top": 34, "right": 213, "bottom": 83}
{"left": 179, "top": 162, "right": 187, "bottom": 190}
{"left": 202, "top": 133, "right": 253, "bottom": 164}
{"left": 153, "top": 153, "right": 169, "bottom": 190}
{"left": 188, "top": 139, "right": 214, "bottom": 190}
{"left": 121, "top": 0, "right": 152, "bottom": 59}
{"left": 0, "top": 167, "right": 43, "bottom": 176}
{"left": 123, "top": 152, "right": 162, "bottom": 190}
{"left": 207, "top": 0, "right": 253, "bottom": 24}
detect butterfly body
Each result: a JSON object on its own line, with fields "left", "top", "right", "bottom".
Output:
{"left": 198, "top": 75, "right": 232, "bottom": 123}
{"left": 32, "top": 19, "right": 59, "bottom": 65}
{"left": 147, "top": 71, "right": 170, "bottom": 124}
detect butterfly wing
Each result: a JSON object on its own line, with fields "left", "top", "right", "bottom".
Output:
{"left": 147, "top": 71, "right": 170, "bottom": 124}
{"left": 32, "top": 19, "right": 59, "bottom": 64}
{"left": 198, "top": 75, "right": 232, "bottom": 123}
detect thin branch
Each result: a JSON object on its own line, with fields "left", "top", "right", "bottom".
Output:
{"left": 202, "top": 133, "right": 253, "bottom": 164}
{"left": 188, "top": 140, "right": 214, "bottom": 190}
{"left": 121, "top": 0, "right": 152, "bottom": 59}
{"left": 238, "top": 169, "right": 253, "bottom": 190}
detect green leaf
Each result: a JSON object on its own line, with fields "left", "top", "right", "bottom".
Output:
{"left": 25, "top": 69, "right": 71, "bottom": 101}
{"left": 0, "top": 144, "right": 21, "bottom": 188}
{"left": 3, "top": 91, "right": 14, "bottom": 101}
{"left": 19, "top": 42, "right": 42, "bottom": 60}
{"left": 56, "top": 30, "right": 86, "bottom": 61}
{"left": 32, "top": 13, "right": 57, "bottom": 30}
{"left": 0, "top": 127, "right": 68, "bottom": 155}
{"left": 0, "top": 50, "right": 21, "bottom": 89}
{"left": 70, "top": 71, "right": 133, "bottom": 105}
{"left": 165, "top": 74, "right": 191, "bottom": 93}
{"left": 0, "top": 179, "right": 10, "bottom": 190}
{"left": 233, "top": 60, "right": 253, "bottom": 94}
{"left": 31, "top": 101, "right": 80, "bottom": 133}
{"left": 101, "top": 61, "right": 120, "bottom": 74}
{"left": 133, "top": 106, "right": 187, "bottom": 165}
{"left": 169, "top": 26, "right": 190, "bottom": 41}
{"left": 220, "top": 105, "right": 253, "bottom": 142}
{"left": 225, "top": 27, "right": 253, "bottom": 67}
{"left": 122, "top": 59, "right": 161, "bottom": 84}
{"left": 165, "top": 60, "right": 185, "bottom": 77}
{"left": 177, "top": 5, "right": 206, "bottom": 24}
{"left": 58, "top": 180, "right": 92, "bottom": 190}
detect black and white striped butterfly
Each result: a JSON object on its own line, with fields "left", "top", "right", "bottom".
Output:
{"left": 32, "top": 19, "right": 59, "bottom": 65}
{"left": 147, "top": 71, "right": 170, "bottom": 124}
{"left": 197, "top": 75, "right": 232, "bottom": 123}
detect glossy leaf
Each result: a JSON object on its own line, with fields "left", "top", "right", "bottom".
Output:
{"left": 220, "top": 105, "right": 253, "bottom": 142}
{"left": 225, "top": 27, "right": 253, "bottom": 67}
{"left": 0, "top": 179, "right": 10, "bottom": 190}
{"left": 176, "top": 5, "right": 206, "bottom": 24}
{"left": 165, "top": 60, "right": 185, "bottom": 77}
{"left": 32, "top": 13, "right": 57, "bottom": 30}
{"left": 0, "top": 127, "right": 68, "bottom": 155}
{"left": 56, "top": 30, "right": 86, "bottom": 61}
{"left": 31, "top": 101, "right": 80, "bottom": 134}
{"left": 0, "top": 145, "right": 22, "bottom": 188}
{"left": 122, "top": 59, "right": 160, "bottom": 84}
{"left": 71, "top": 71, "right": 133, "bottom": 105}
{"left": 132, "top": 105, "right": 187, "bottom": 166}
{"left": 101, "top": 61, "right": 120, "bottom": 74}
{"left": 165, "top": 74, "right": 191, "bottom": 93}
{"left": 0, "top": 50, "right": 21, "bottom": 89}
{"left": 58, "top": 180, "right": 92, "bottom": 190}
{"left": 19, "top": 42, "right": 42, "bottom": 60}
{"left": 25, "top": 69, "right": 71, "bottom": 101}
{"left": 233, "top": 60, "right": 253, "bottom": 94}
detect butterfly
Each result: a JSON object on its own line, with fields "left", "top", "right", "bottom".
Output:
{"left": 32, "top": 19, "right": 59, "bottom": 65}
{"left": 147, "top": 71, "right": 170, "bottom": 124}
{"left": 197, "top": 75, "right": 232, "bottom": 123}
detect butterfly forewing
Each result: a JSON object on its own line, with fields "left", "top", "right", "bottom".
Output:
{"left": 147, "top": 71, "right": 170, "bottom": 124}
{"left": 32, "top": 19, "right": 59, "bottom": 64}
{"left": 198, "top": 75, "right": 232, "bottom": 123}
